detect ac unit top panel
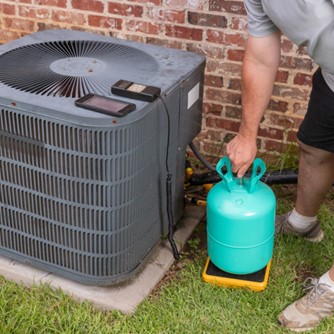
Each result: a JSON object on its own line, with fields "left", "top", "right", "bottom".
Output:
{"left": 0, "top": 29, "right": 205, "bottom": 125}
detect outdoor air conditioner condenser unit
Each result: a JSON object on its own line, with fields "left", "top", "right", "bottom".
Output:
{"left": 0, "top": 30, "right": 205, "bottom": 285}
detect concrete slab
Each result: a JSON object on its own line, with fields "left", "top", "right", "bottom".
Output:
{"left": 0, "top": 205, "right": 206, "bottom": 314}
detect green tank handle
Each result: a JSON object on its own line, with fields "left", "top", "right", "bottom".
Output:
{"left": 248, "top": 158, "right": 266, "bottom": 193}
{"left": 216, "top": 156, "right": 266, "bottom": 193}
{"left": 216, "top": 156, "right": 237, "bottom": 192}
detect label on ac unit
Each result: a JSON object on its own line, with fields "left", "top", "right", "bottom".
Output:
{"left": 187, "top": 82, "right": 200, "bottom": 109}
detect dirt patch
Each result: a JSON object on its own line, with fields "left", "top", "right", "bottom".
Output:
{"left": 294, "top": 263, "right": 319, "bottom": 283}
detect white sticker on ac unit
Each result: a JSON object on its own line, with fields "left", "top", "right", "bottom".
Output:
{"left": 187, "top": 82, "right": 200, "bottom": 109}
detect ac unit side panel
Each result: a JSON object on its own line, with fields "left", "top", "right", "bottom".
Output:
{"left": 157, "top": 67, "right": 205, "bottom": 235}
{"left": 173, "top": 67, "right": 205, "bottom": 228}
{"left": 178, "top": 66, "right": 205, "bottom": 149}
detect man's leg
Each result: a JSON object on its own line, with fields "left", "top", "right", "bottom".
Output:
{"left": 295, "top": 140, "right": 334, "bottom": 217}
{"left": 276, "top": 141, "right": 334, "bottom": 241}
{"left": 277, "top": 141, "right": 334, "bottom": 331}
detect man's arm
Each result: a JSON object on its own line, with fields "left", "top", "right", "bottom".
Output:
{"left": 226, "top": 31, "right": 281, "bottom": 177}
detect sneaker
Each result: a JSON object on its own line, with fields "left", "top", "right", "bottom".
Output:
{"left": 275, "top": 211, "right": 324, "bottom": 242}
{"left": 278, "top": 278, "right": 334, "bottom": 332}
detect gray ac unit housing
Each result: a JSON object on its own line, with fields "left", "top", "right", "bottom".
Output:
{"left": 0, "top": 29, "right": 205, "bottom": 285}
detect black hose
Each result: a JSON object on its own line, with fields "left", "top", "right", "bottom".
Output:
{"left": 189, "top": 169, "right": 298, "bottom": 186}
{"left": 166, "top": 174, "right": 180, "bottom": 260}
{"left": 159, "top": 96, "right": 180, "bottom": 261}
{"left": 189, "top": 141, "right": 215, "bottom": 171}
{"left": 259, "top": 169, "right": 298, "bottom": 185}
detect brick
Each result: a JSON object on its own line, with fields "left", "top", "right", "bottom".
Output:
{"left": 163, "top": 9, "right": 186, "bottom": 23}
{"left": 52, "top": 10, "right": 85, "bottom": 25}
{"left": 220, "top": 62, "right": 243, "bottom": 76}
{"left": 108, "top": 3, "right": 144, "bottom": 17}
{"left": 280, "top": 55, "right": 314, "bottom": 71}
{"left": 205, "top": 88, "right": 241, "bottom": 105}
{"left": 37, "top": 22, "right": 62, "bottom": 31}
{"left": 206, "top": 30, "right": 245, "bottom": 46}
{"left": 225, "top": 105, "right": 242, "bottom": 118}
{"left": 226, "top": 77, "right": 241, "bottom": 91}
{"left": 281, "top": 38, "right": 294, "bottom": 53}
{"left": 186, "top": 43, "right": 223, "bottom": 59}
{"left": 267, "top": 99, "right": 289, "bottom": 113}
{"left": 19, "top": 6, "right": 50, "bottom": 20}
{"left": 229, "top": 16, "right": 247, "bottom": 31}
{"left": 264, "top": 113, "right": 294, "bottom": 128}
{"left": 263, "top": 139, "right": 287, "bottom": 153}
{"left": 207, "top": 117, "right": 240, "bottom": 133}
{"left": 88, "top": 15, "right": 122, "bottom": 29}
{"left": 126, "top": 20, "right": 161, "bottom": 35}
{"left": 273, "top": 85, "right": 310, "bottom": 101}
{"left": 3, "top": 17, "right": 35, "bottom": 31}
{"left": 130, "top": 0, "right": 161, "bottom": 5}
{"left": 202, "top": 142, "right": 225, "bottom": 158}
{"left": 293, "top": 102, "right": 308, "bottom": 116}
{"left": 206, "top": 129, "right": 224, "bottom": 142}
{"left": 293, "top": 116, "right": 304, "bottom": 128}
{"left": 35, "top": 0, "right": 67, "bottom": 7}
{"left": 297, "top": 45, "right": 308, "bottom": 56}
{"left": 205, "top": 74, "right": 224, "bottom": 88}
{"left": 224, "top": 32, "right": 246, "bottom": 46}
{"left": 258, "top": 127, "right": 284, "bottom": 140}
{"left": 203, "top": 102, "right": 223, "bottom": 116}
{"left": 206, "top": 29, "right": 224, "bottom": 44}
{"left": 116, "top": 33, "right": 146, "bottom": 43}
{"left": 227, "top": 49, "right": 244, "bottom": 62}
{"left": 205, "top": 59, "right": 221, "bottom": 73}
{"left": 294, "top": 72, "right": 312, "bottom": 87}
{"left": 287, "top": 130, "right": 298, "bottom": 143}
{"left": 0, "top": 30, "right": 22, "bottom": 44}
{"left": 166, "top": 0, "right": 188, "bottom": 6}
{"left": 71, "top": 0, "right": 104, "bottom": 13}
{"left": 3, "top": 4, "right": 16, "bottom": 15}
{"left": 188, "top": 11, "right": 227, "bottom": 28}
{"left": 167, "top": 0, "right": 205, "bottom": 9}
{"left": 165, "top": 24, "right": 202, "bottom": 41}
{"left": 146, "top": 8, "right": 185, "bottom": 23}
{"left": 145, "top": 37, "right": 184, "bottom": 49}
{"left": 275, "top": 70, "right": 289, "bottom": 83}
{"left": 209, "top": 0, "right": 246, "bottom": 15}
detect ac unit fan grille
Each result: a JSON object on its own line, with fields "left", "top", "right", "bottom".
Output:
{"left": 0, "top": 40, "right": 159, "bottom": 98}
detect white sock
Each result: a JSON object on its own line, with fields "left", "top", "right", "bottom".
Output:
{"left": 288, "top": 208, "right": 317, "bottom": 232}
{"left": 319, "top": 271, "right": 334, "bottom": 292}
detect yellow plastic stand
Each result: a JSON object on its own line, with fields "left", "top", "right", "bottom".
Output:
{"left": 202, "top": 257, "right": 271, "bottom": 292}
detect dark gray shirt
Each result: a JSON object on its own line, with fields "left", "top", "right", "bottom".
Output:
{"left": 244, "top": 0, "right": 334, "bottom": 91}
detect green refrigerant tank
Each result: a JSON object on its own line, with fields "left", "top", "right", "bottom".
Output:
{"left": 206, "top": 157, "right": 276, "bottom": 275}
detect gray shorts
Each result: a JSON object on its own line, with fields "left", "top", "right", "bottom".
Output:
{"left": 297, "top": 68, "right": 334, "bottom": 152}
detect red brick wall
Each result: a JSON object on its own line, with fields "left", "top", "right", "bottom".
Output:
{"left": 0, "top": 0, "right": 314, "bottom": 161}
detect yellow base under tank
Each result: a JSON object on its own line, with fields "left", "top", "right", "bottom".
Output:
{"left": 202, "top": 257, "right": 271, "bottom": 292}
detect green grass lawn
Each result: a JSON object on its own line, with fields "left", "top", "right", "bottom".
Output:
{"left": 1, "top": 184, "right": 334, "bottom": 334}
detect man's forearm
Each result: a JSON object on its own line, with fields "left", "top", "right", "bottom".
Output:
{"left": 239, "top": 33, "right": 281, "bottom": 140}
{"left": 226, "top": 32, "right": 281, "bottom": 177}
